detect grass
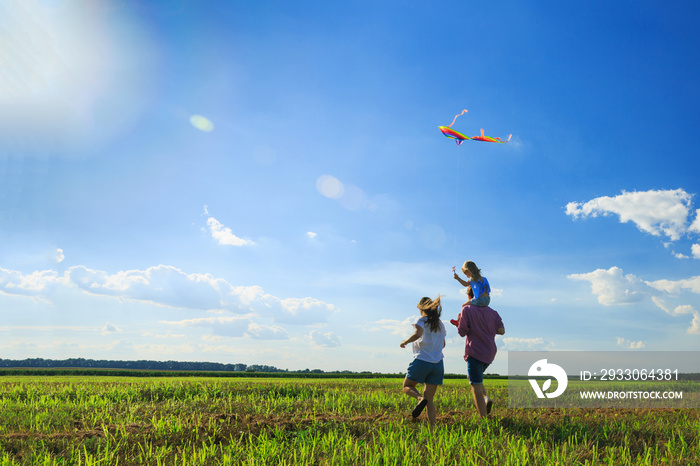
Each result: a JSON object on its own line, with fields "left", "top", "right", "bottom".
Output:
{"left": 0, "top": 376, "right": 697, "bottom": 464}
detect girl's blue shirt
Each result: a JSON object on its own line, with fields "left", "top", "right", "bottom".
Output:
{"left": 470, "top": 277, "right": 490, "bottom": 299}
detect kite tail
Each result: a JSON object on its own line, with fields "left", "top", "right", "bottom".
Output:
{"left": 447, "top": 109, "right": 468, "bottom": 128}
{"left": 507, "top": 134, "right": 512, "bottom": 142}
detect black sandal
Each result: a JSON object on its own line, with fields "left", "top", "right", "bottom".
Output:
{"left": 411, "top": 399, "right": 428, "bottom": 418}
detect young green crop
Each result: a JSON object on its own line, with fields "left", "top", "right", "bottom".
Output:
{"left": 0, "top": 376, "right": 696, "bottom": 464}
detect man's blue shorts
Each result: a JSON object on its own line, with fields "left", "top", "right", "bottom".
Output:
{"left": 467, "top": 356, "right": 490, "bottom": 385}
{"left": 406, "top": 358, "right": 444, "bottom": 385}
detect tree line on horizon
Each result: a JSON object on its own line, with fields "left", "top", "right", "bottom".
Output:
{"left": 0, "top": 358, "right": 351, "bottom": 373}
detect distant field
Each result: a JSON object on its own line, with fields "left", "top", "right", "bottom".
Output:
{"left": 0, "top": 376, "right": 697, "bottom": 465}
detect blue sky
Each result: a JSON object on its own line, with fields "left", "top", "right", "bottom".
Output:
{"left": 1, "top": 0, "right": 699, "bottom": 374}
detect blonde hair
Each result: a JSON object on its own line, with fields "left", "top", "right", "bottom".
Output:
{"left": 417, "top": 295, "right": 442, "bottom": 332}
{"left": 462, "top": 261, "right": 483, "bottom": 282}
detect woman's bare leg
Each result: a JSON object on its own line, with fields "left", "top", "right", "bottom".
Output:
{"left": 402, "top": 377, "right": 422, "bottom": 400}
{"left": 422, "top": 383, "right": 438, "bottom": 427}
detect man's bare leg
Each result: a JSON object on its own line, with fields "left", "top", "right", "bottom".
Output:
{"left": 471, "top": 383, "right": 488, "bottom": 418}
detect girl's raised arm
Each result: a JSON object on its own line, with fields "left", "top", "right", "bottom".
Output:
{"left": 453, "top": 273, "right": 470, "bottom": 287}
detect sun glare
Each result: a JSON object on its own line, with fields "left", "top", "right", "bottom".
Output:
{"left": 0, "top": 1, "right": 153, "bottom": 155}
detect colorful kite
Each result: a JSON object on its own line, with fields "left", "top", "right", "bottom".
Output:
{"left": 439, "top": 109, "right": 511, "bottom": 145}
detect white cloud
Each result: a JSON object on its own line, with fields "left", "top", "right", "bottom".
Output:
{"left": 101, "top": 322, "right": 122, "bottom": 335}
{"left": 245, "top": 322, "right": 289, "bottom": 340}
{"left": 206, "top": 217, "right": 254, "bottom": 246}
{"left": 569, "top": 266, "right": 700, "bottom": 335}
{"left": 692, "top": 244, "right": 700, "bottom": 259}
{"left": 310, "top": 330, "right": 341, "bottom": 348}
{"left": 55, "top": 249, "right": 65, "bottom": 263}
{"left": 149, "top": 332, "right": 186, "bottom": 339}
{"left": 129, "top": 342, "right": 197, "bottom": 357}
{"left": 0, "top": 265, "right": 335, "bottom": 325}
{"left": 165, "top": 315, "right": 249, "bottom": 326}
{"left": 647, "top": 276, "right": 700, "bottom": 295}
{"left": 306, "top": 232, "right": 317, "bottom": 239}
{"left": 500, "top": 337, "right": 550, "bottom": 351}
{"left": 0, "top": 268, "right": 63, "bottom": 295}
{"left": 67, "top": 265, "right": 231, "bottom": 311}
{"left": 651, "top": 298, "right": 700, "bottom": 335}
{"left": 568, "top": 267, "right": 648, "bottom": 305}
{"left": 569, "top": 265, "right": 700, "bottom": 335}
{"left": 0, "top": 325, "right": 93, "bottom": 333}
{"left": 689, "top": 209, "right": 700, "bottom": 234}
{"left": 460, "top": 287, "right": 503, "bottom": 297}
{"left": 271, "top": 297, "right": 337, "bottom": 325}
{"left": 565, "top": 189, "right": 693, "bottom": 241}
{"left": 616, "top": 337, "right": 645, "bottom": 349}
{"left": 163, "top": 316, "right": 250, "bottom": 338}
{"left": 366, "top": 317, "right": 415, "bottom": 336}
{"left": 690, "top": 314, "right": 700, "bottom": 335}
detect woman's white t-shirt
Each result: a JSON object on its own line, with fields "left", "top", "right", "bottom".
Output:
{"left": 412, "top": 316, "right": 446, "bottom": 364}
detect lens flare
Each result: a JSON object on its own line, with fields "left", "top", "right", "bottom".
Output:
{"left": 316, "top": 175, "right": 344, "bottom": 199}
{"left": 189, "top": 115, "right": 214, "bottom": 132}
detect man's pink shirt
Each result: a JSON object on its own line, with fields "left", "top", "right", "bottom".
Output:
{"left": 457, "top": 304, "right": 504, "bottom": 364}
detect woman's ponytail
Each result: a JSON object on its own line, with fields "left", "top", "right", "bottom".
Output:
{"left": 417, "top": 295, "right": 443, "bottom": 332}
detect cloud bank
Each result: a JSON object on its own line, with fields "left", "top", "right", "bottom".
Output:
{"left": 568, "top": 266, "right": 700, "bottom": 334}
{"left": 0, "top": 265, "right": 335, "bottom": 326}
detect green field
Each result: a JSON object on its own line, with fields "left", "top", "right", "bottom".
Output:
{"left": 0, "top": 376, "right": 697, "bottom": 465}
